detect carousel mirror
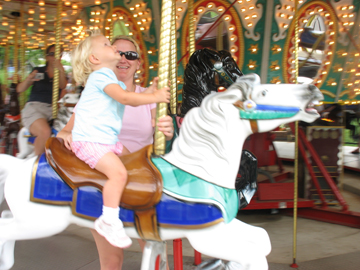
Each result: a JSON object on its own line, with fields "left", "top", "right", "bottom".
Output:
{"left": 195, "top": 11, "right": 229, "bottom": 51}
{"left": 104, "top": 7, "right": 149, "bottom": 85}
{"left": 181, "top": 1, "right": 244, "bottom": 69}
{"left": 283, "top": 2, "right": 337, "bottom": 87}
{"left": 113, "top": 20, "right": 130, "bottom": 36}
{"left": 298, "top": 14, "right": 326, "bottom": 84}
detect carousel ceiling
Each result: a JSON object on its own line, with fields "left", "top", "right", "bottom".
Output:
{"left": 0, "top": 0, "right": 360, "bottom": 103}
{"left": 0, "top": 0, "right": 113, "bottom": 49}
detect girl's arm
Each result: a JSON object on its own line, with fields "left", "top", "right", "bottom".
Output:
{"left": 56, "top": 113, "right": 75, "bottom": 150}
{"left": 142, "top": 77, "right": 159, "bottom": 94}
{"left": 104, "top": 83, "right": 170, "bottom": 107}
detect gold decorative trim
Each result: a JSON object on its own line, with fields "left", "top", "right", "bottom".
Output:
{"left": 339, "top": 90, "right": 350, "bottom": 98}
{"left": 320, "top": 90, "right": 336, "bottom": 98}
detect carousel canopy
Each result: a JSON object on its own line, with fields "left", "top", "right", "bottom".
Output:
{"left": 0, "top": 0, "right": 359, "bottom": 104}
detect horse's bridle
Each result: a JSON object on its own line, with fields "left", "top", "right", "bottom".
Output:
{"left": 212, "top": 61, "right": 235, "bottom": 85}
{"left": 212, "top": 61, "right": 300, "bottom": 133}
{"left": 234, "top": 100, "right": 300, "bottom": 133}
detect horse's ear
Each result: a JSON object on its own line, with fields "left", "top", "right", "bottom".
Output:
{"left": 218, "top": 88, "right": 243, "bottom": 103}
{"left": 235, "top": 73, "right": 260, "bottom": 85}
{"left": 231, "top": 73, "right": 260, "bottom": 100}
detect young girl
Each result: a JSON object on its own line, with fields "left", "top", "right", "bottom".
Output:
{"left": 71, "top": 31, "right": 170, "bottom": 248}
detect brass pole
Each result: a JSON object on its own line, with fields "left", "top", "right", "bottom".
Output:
{"left": 188, "top": 0, "right": 195, "bottom": 56}
{"left": 170, "top": 0, "right": 177, "bottom": 114}
{"left": 216, "top": 21, "right": 224, "bottom": 51}
{"left": 292, "top": 0, "right": 299, "bottom": 268}
{"left": 20, "top": 2, "right": 26, "bottom": 109}
{"left": 52, "top": 0, "right": 62, "bottom": 119}
{"left": 4, "top": 44, "right": 9, "bottom": 94}
{"left": 109, "top": 0, "right": 114, "bottom": 41}
{"left": 13, "top": 17, "right": 19, "bottom": 84}
{"left": 154, "top": 0, "right": 172, "bottom": 155}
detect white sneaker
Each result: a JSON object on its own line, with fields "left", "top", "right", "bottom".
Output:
{"left": 94, "top": 216, "right": 132, "bottom": 248}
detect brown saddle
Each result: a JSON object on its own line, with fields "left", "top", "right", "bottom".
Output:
{"left": 45, "top": 137, "right": 163, "bottom": 240}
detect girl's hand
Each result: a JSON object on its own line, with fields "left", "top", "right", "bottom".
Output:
{"left": 144, "top": 77, "right": 159, "bottom": 94}
{"left": 154, "top": 86, "right": 170, "bottom": 103}
{"left": 63, "top": 133, "right": 73, "bottom": 150}
{"left": 157, "top": 115, "right": 174, "bottom": 140}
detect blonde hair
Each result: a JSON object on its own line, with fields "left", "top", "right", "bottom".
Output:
{"left": 71, "top": 30, "right": 102, "bottom": 85}
{"left": 112, "top": 35, "right": 140, "bottom": 54}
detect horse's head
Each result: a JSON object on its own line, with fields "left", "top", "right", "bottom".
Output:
{"left": 228, "top": 73, "right": 324, "bottom": 133}
{"left": 164, "top": 75, "right": 322, "bottom": 189}
{"left": 180, "top": 48, "right": 243, "bottom": 117}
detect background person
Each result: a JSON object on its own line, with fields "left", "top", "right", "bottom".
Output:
{"left": 17, "top": 45, "right": 68, "bottom": 155}
{"left": 57, "top": 35, "right": 174, "bottom": 270}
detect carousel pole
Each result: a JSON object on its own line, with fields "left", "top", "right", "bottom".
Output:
{"left": 109, "top": 0, "right": 114, "bottom": 41}
{"left": 13, "top": 16, "right": 19, "bottom": 85}
{"left": 291, "top": 0, "right": 299, "bottom": 268}
{"left": 153, "top": 0, "right": 172, "bottom": 155}
{"left": 188, "top": 0, "right": 195, "bottom": 56}
{"left": 52, "top": 0, "right": 62, "bottom": 119}
{"left": 187, "top": 1, "right": 203, "bottom": 265}
{"left": 169, "top": 0, "right": 177, "bottom": 115}
{"left": 3, "top": 44, "right": 9, "bottom": 98}
{"left": 19, "top": 2, "right": 26, "bottom": 109}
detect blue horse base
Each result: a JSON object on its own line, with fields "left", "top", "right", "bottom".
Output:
{"left": 31, "top": 154, "right": 239, "bottom": 229}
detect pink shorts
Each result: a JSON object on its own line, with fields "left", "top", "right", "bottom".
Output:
{"left": 71, "top": 141, "right": 124, "bottom": 169}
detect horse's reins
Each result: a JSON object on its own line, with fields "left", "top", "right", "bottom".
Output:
{"left": 213, "top": 61, "right": 300, "bottom": 133}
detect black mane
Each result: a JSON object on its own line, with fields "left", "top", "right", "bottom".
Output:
{"left": 180, "top": 48, "right": 243, "bottom": 117}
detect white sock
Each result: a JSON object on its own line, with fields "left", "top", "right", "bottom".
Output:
{"left": 102, "top": 206, "right": 120, "bottom": 224}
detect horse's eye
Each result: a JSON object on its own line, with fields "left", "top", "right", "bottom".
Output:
{"left": 262, "top": 90, "right": 266, "bottom": 96}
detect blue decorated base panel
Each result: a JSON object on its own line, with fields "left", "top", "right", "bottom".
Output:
{"left": 31, "top": 154, "right": 224, "bottom": 228}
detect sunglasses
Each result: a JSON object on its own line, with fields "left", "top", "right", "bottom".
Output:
{"left": 118, "top": 51, "right": 139, "bottom": 60}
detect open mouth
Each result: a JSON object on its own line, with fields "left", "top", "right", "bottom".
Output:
{"left": 305, "top": 100, "right": 320, "bottom": 115}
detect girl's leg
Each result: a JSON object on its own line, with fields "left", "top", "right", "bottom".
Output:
{"left": 95, "top": 152, "right": 131, "bottom": 248}
{"left": 95, "top": 152, "right": 127, "bottom": 208}
{"left": 91, "top": 229, "right": 124, "bottom": 270}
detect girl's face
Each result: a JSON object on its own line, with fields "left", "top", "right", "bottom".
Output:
{"left": 112, "top": 39, "right": 140, "bottom": 83}
{"left": 90, "top": 35, "right": 120, "bottom": 68}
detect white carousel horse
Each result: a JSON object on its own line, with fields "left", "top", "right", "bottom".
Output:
{"left": 0, "top": 74, "right": 323, "bottom": 270}
{"left": 16, "top": 93, "right": 80, "bottom": 159}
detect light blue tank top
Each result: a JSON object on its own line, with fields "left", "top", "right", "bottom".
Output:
{"left": 72, "top": 67, "right": 126, "bottom": 144}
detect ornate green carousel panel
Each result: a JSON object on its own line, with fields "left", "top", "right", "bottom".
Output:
{"left": 180, "top": 0, "right": 245, "bottom": 71}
